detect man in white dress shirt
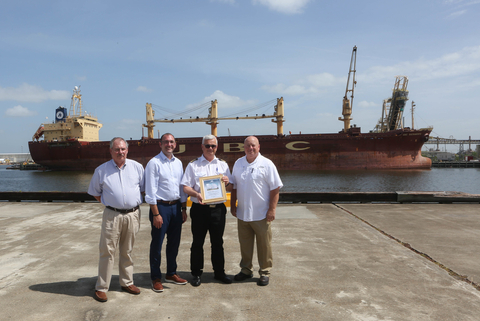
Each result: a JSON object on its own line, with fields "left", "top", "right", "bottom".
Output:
{"left": 88, "top": 137, "right": 145, "bottom": 302}
{"left": 230, "top": 136, "right": 283, "bottom": 286}
{"left": 145, "top": 133, "right": 188, "bottom": 293}
{"left": 181, "top": 134, "right": 233, "bottom": 286}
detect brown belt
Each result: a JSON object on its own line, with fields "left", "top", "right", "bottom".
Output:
{"left": 157, "top": 199, "right": 180, "bottom": 205}
{"left": 106, "top": 205, "right": 139, "bottom": 214}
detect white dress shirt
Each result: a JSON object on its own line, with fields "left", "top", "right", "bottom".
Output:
{"left": 181, "top": 155, "right": 232, "bottom": 204}
{"left": 231, "top": 153, "right": 283, "bottom": 222}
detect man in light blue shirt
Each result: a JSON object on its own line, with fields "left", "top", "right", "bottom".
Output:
{"left": 145, "top": 133, "right": 188, "bottom": 292}
{"left": 88, "top": 137, "right": 145, "bottom": 302}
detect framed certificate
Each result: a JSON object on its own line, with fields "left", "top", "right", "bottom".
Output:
{"left": 199, "top": 174, "right": 227, "bottom": 204}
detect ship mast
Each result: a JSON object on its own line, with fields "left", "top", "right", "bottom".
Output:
{"left": 69, "top": 86, "right": 82, "bottom": 117}
{"left": 143, "top": 98, "right": 285, "bottom": 139}
{"left": 339, "top": 46, "right": 357, "bottom": 132}
{"left": 206, "top": 100, "right": 219, "bottom": 136}
{"left": 411, "top": 101, "right": 415, "bottom": 130}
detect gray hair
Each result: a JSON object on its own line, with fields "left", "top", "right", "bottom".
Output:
{"left": 110, "top": 137, "right": 128, "bottom": 149}
{"left": 202, "top": 134, "right": 217, "bottom": 145}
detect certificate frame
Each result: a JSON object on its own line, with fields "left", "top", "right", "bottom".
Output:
{"left": 199, "top": 174, "right": 227, "bottom": 204}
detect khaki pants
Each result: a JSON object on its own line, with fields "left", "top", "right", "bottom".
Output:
{"left": 96, "top": 207, "right": 140, "bottom": 292}
{"left": 237, "top": 218, "right": 272, "bottom": 276}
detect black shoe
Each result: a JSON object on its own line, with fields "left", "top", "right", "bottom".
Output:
{"left": 214, "top": 274, "right": 233, "bottom": 284}
{"left": 191, "top": 276, "right": 201, "bottom": 287}
{"left": 234, "top": 272, "right": 253, "bottom": 282}
{"left": 257, "top": 275, "right": 269, "bottom": 286}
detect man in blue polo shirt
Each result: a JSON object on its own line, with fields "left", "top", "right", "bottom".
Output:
{"left": 88, "top": 137, "right": 145, "bottom": 302}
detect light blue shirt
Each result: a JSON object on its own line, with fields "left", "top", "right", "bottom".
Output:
{"left": 145, "top": 151, "right": 187, "bottom": 205}
{"left": 88, "top": 159, "right": 145, "bottom": 209}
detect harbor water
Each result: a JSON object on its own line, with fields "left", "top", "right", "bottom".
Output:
{"left": 1, "top": 165, "right": 479, "bottom": 194}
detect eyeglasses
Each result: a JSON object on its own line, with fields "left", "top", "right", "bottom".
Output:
{"left": 204, "top": 144, "right": 217, "bottom": 149}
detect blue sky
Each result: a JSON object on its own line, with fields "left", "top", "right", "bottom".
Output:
{"left": 1, "top": 0, "right": 479, "bottom": 153}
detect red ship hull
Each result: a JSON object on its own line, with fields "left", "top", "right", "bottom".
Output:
{"left": 28, "top": 128, "right": 432, "bottom": 171}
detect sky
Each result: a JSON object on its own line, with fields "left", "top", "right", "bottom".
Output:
{"left": 1, "top": 0, "right": 480, "bottom": 154}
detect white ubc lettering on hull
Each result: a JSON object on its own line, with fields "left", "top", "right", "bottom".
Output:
{"left": 174, "top": 142, "right": 310, "bottom": 153}
{"left": 223, "top": 143, "right": 244, "bottom": 152}
{"left": 174, "top": 144, "right": 186, "bottom": 154}
{"left": 286, "top": 141, "right": 310, "bottom": 151}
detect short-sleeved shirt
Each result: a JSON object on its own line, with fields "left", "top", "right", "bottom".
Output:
{"left": 145, "top": 151, "right": 187, "bottom": 205}
{"left": 88, "top": 159, "right": 145, "bottom": 209}
{"left": 231, "top": 153, "right": 283, "bottom": 222}
{"left": 181, "top": 155, "right": 232, "bottom": 204}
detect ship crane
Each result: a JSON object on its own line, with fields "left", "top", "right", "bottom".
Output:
{"left": 339, "top": 46, "right": 357, "bottom": 132}
{"left": 143, "top": 98, "right": 285, "bottom": 138}
{"left": 374, "top": 76, "right": 409, "bottom": 133}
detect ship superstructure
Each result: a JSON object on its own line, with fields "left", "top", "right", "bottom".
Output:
{"left": 32, "top": 86, "right": 103, "bottom": 142}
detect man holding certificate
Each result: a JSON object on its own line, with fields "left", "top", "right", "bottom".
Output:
{"left": 230, "top": 136, "right": 283, "bottom": 286}
{"left": 181, "top": 134, "right": 234, "bottom": 287}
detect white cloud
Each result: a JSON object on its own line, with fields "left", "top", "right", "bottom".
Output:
{"left": 5, "top": 105, "right": 37, "bottom": 117}
{"left": 357, "top": 101, "right": 378, "bottom": 108}
{"left": 262, "top": 73, "right": 343, "bottom": 95}
{"left": 136, "top": 86, "right": 152, "bottom": 93}
{"left": 447, "top": 9, "right": 467, "bottom": 18}
{"left": 192, "top": 90, "right": 256, "bottom": 109}
{"left": 252, "top": 0, "right": 311, "bottom": 14}
{"left": 0, "top": 84, "right": 70, "bottom": 103}
{"left": 364, "top": 45, "right": 480, "bottom": 82}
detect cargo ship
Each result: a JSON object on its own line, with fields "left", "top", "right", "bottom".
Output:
{"left": 28, "top": 49, "right": 433, "bottom": 171}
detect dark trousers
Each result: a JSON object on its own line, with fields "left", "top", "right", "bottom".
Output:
{"left": 149, "top": 202, "right": 183, "bottom": 280}
{"left": 190, "top": 202, "right": 226, "bottom": 277}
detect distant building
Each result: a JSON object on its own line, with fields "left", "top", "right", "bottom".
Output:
{"left": 0, "top": 153, "right": 31, "bottom": 163}
{"left": 423, "top": 151, "right": 455, "bottom": 162}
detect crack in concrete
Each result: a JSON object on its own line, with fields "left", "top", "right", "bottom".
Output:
{"left": 334, "top": 203, "right": 480, "bottom": 292}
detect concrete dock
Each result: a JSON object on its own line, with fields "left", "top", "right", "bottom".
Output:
{"left": 1, "top": 202, "right": 480, "bottom": 320}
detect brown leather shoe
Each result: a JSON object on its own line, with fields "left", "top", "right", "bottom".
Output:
{"left": 165, "top": 274, "right": 187, "bottom": 285}
{"left": 94, "top": 290, "right": 108, "bottom": 302}
{"left": 121, "top": 284, "right": 141, "bottom": 295}
{"left": 152, "top": 279, "right": 164, "bottom": 292}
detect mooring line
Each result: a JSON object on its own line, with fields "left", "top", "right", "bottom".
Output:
{"left": 333, "top": 203, "right": 480, "bottom": 292}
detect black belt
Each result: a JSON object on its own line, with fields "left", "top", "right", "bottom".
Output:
{"left": 157, "top": 199, "right": 180, "bottom": 205}
{"left": 193, "top": 202, "right": 223, "bottom": 208}
{"left": 106, "top": 205, "right": 139, "bottom": 214}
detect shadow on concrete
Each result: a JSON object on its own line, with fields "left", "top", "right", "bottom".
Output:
{"left": 28, "top": 270, "right": 256, "bottom": 297}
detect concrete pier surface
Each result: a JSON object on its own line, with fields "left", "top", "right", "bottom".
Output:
{"left": 1, "top": 202, "right": 480, "bottom": 320}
